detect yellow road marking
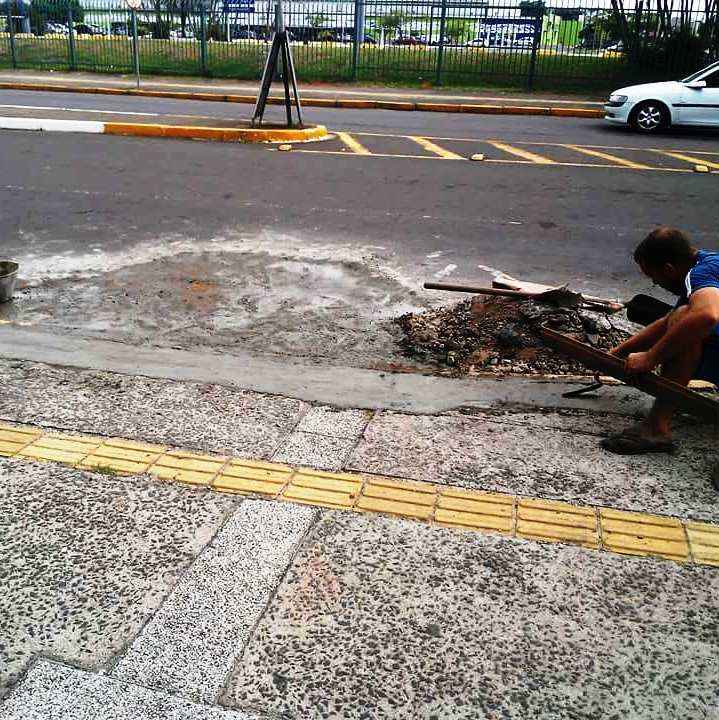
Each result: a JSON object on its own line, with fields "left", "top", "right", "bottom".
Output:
{"left": 652, "top": 150, "right": 719, "bottom": 170}
{"left": 486, "top": 140, "right": 556, "bottom": 164}
{"left": 336, "top": 131, "right": 371, "bottom": 155}
{"left": 2, "top": 419, "right": 718, "bottom": 568}
{"left": 408, "top": 136, "right": 465, "bottom": 160}
{"left": 563, "top": 144, "right": 653, "bottom": 169}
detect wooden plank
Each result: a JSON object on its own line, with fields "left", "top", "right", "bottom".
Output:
{"left": 540, "top": 326, "right": 719, "bottom": 422}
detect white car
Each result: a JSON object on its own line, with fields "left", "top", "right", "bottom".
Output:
{"left": 605, "top": 60, "right": 719, "bottom": 132}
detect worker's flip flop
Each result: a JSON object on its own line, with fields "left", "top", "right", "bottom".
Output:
{"left": 601, "top": 432, "right": 676, "bottom": 455}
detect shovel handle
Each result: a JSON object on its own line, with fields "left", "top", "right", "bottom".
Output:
{"left": 423, "top": 282, "right": 533, "bottom": 298}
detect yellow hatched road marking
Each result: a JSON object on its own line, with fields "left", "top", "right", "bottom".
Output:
{"left": 563, "top": 144, "right": 653, "bottom": 170}
{"left": 652, "top": 150, "right": 719, "bottom": 170}
{"left": 336, "top": 131, "right": 372, "bottom": 155}
{"left": 408, "top": 136, "right": 465, "bottom": 160}
{"left": 486, "top": 140, "right": 556, "bottom": 164}
{"left": 2, "top": 417, "right": 719, "bottom": 569}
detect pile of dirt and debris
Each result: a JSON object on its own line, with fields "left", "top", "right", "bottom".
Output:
{"left": 396, "top": 295, "right": 632, "bottom": 376}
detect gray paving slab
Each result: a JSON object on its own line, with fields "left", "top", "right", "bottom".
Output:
{"left": 295, "top": 406, "right": 372, "bottom": 439}
{"left": 0, "top": 660, "right": 259, "bottom": 720}
{"left": 0, "top": 458, "right": 237, "bottom": 697}
{"left": 348, "top": 409, "right": 719, "bottom": 522}
{"left": 223, "top": 511, "right": 719, "bottom": 720}
{"left": 113, "top": 500, "right": 318, "bottom": 704}
{"left": 273, "top": 432, "right": 358, "bottom": 471}
{"left": 0, "top": 360, "right": 306, "bottom": 458}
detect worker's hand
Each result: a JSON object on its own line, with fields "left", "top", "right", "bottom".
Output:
{"left": 609, "top": 345, "right": 628, "bottom": 358}
{"left": 624, "top": 351, "right": 658, "bottom": 375}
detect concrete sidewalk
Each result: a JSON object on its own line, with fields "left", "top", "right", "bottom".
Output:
{"left": 1, "top": 354, "right": 718, "bottom": 719}
{"left": 0, "top": 69, "right": 606, "bottom": 119}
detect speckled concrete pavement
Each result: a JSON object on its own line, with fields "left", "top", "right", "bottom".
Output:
{"left": 2, "top": 359, "right": 719, "bottom": 718}
{"left": 224, "top": 512, "right": 719, "bottom": 720}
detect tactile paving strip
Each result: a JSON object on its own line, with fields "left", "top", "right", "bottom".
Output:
{"left": 1, "top": 421, "right": 716, "bottom": 568}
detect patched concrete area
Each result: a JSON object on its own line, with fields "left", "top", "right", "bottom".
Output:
{"left": 0, "top": 661, "right": 260, "bottom": 720}
{"left": 0, "top": 360, "right": 307, "bottom": 458}
{"left": 349, "top": 409, "right": 719, "bottom": 522}
{"left": 113, "top": 501, "right": 317, "bottom": 704}
{"left": 0, "top": 458, "right": 237, "bottom": 696}
{"left": 223, "top": 512, "right": 719, "bottom": 720}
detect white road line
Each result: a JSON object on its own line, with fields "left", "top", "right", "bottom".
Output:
{"left": 0, "top": 103, "right": 159, "bottom": 117}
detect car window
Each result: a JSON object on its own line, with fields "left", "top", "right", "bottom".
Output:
{"left": 682, "top": 62, "right": 719, "bottom": 83}
{"left": 704, "top": 69, "right": 719, "bottom": 88}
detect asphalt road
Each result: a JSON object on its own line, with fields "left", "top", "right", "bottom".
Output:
{"left": 1, "top": 89, "right": 718, "bottom": 369}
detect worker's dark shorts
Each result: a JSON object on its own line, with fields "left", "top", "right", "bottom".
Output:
{"left": 695, "top": 345, "right": 719, "bottom": 386}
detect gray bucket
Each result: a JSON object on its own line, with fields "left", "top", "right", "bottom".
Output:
{"left": 0, "top": 261, "right": 19, "bottom": 303}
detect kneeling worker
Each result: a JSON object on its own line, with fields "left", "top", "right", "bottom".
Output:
{"left": 603, "top": 227, "right": 719, "bottom": 454}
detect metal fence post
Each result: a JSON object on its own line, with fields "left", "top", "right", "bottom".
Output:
{"left": 199, "top": 3, "right": 208, "bottom": 76}
{"left": 6, "top": 0, "right": 17, "bottom": 69}
{"left": 67, "top": 4, "right": 77, "bottom": 71}
{"left": 351, "top": 0, "right": 364, "bottom": 80}
{"left": 435, "top": 0, "right": 447, "bottom": 86}
{"left": 527, "top": 12, "right": 542, "bottom": 91}
{"left": 131, "top": 8, "right": 140, "bottom": 88}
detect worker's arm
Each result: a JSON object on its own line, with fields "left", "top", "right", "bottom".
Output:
{"left": 625, "top": 288, "right": 719, "bottom": 375}
{"left": 610, "top": 314, "right": 670, "bottom": 358}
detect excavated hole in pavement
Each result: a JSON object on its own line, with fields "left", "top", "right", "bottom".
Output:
{"left": 7, "top": 250, "right": 432, "bottom": 370}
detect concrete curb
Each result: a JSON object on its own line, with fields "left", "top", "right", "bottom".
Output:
{"left": 0, "top": 81, "right": 605, "bottom": 119}
{"left": 0, "top": 114, "right": 329, "bottom": 143}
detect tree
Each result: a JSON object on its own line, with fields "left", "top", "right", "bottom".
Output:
{"left": 308, "top": 13, "right": 329, "bottom": 29}
{"left": 606, "top": 0, "right": 716, "bottom": 73}
{"left": 26, "top": 0, "right": 84, "bottom": 33}
{"left": 377, "top": 11, "right": 406, "bottom": 41}
{"left": 444, "top": 19, "right": 475, "bottom": 44}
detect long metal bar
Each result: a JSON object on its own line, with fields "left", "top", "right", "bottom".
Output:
{"left": 540, "top": 325, "right": 719, "bottom": 422}
{"left": 131, "top": 9, "right": 140, "bottom": 89}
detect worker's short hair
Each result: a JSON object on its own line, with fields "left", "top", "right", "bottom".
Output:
{"left": 633, "top": 227, "right": 695, "bottom": 268}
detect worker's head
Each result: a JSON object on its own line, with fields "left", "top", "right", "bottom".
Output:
{"left": 634, "top": 227, "right": 697, "bottom": 295}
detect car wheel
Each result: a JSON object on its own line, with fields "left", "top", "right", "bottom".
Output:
{"left": 630, "top": 101, "right": 669, "bottom": 133}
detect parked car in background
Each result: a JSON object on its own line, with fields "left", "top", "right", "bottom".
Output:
{"left": 74, "top": 23, "right": 107, "bottom": 35}
{"left": 231, "top": 28, "right": 255, "bottom": 40}
{"left": 392, "top": 36, "right": 423, "bottom": 46}
{"left": 45, "top": 21, "right": 69, "bottom": 34}
{"left": 605, "top": 61, "right": 719, "bottom": 132}
{"left": 169, "top": 27, "right": 193, "bottom": 39}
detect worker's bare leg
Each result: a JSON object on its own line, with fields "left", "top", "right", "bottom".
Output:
{"left": 638, "top": 306, "right": 703, "bottom": 439}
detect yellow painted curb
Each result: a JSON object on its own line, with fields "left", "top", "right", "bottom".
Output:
{"left": 103, "top": 121, "right": 328, "bottom": 143}
{"left": 1, "top": 420, "right": 718, "bottom": 568}
{"left": 0, "top": 81, "right": 603, "bottom": 119}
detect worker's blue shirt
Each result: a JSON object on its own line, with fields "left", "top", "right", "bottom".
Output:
{"left": 677, "top": 250, "right": 719, "bottom": 347}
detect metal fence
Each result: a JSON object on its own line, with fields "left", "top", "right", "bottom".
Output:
{"left": 2, "top": 0, "right": 718, "bottom": 90}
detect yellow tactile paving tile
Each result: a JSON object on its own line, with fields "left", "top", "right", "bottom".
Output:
{"left": 599, "top": 509, "right": 689, "bottom": 562}
{"left": 0, "top": 427, "right": 42, "bottom": 445}
{"left": 17, "top": 445, "right": 88, "bottom": 465}
{"left": 436, "top": 492, "right": 513, "bottom": 533}
{"left": 154, "top": 451, "right": 226, "bottom": 474}
{"left": 685, "top": 521, "right": 719, "bottom": 566}
{"left": 149, "top": 465, "right": 216, "bottom": 486}
{"left": 87, "top": 443, "right": 163, "bottom": 465}
{"left": 101, "top": 437, "right": 167, "bottom": 453}
{"left": 282, "top": 483, "right": 357, "bottom": 509}
{"left": 0, "top": 440, "right": 26, "bottom": 456}
{"left": 517, "top": 499, "right": 599, "bottom": 549}
{"left": 213, "top": 473, "right": 285, "bottom": 497}
{"left": 30, "top": 436, "right": 101, "bottom": 453}
{"left": 357, "top": 494, "right": 434, "bottom": 521}
{"left": 362, "top": 480, "right": 435, "bottom": 507}
{"left": 78, "top": 454, "right": 152, "bottom": 475}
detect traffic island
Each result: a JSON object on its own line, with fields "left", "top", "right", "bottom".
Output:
{"left": 0, "top": 115, "right": 329, "bottom": 143}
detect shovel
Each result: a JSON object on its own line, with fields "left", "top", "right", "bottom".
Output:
{"left": 423, "top": 282, "right": 623, "bottom": 312}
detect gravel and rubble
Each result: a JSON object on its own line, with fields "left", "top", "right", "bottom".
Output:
{"left": 396, "top": 296, "right": 635, "bottom": 376}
